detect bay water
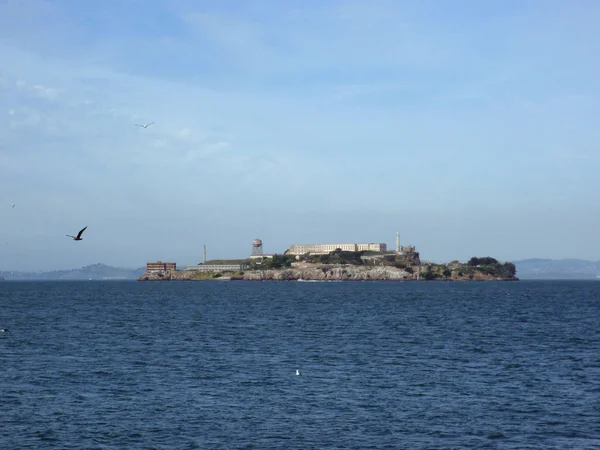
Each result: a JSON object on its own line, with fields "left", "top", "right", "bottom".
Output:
{"left": 1, "top": 280, "right": 599, "bottom": 449}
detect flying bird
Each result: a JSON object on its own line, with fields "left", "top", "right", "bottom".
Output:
{"left": 67, "top": 226, "right": 88, "bottom": 241}
{"left": 11, "top": 204, "right": 15, "bottom": 208}
{"left": 135, "top": 121, "right": 154, "bottom": 129}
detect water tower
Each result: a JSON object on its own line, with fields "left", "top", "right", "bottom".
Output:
{"left": 251, "top": 238, "right": 264, "bottom": 257}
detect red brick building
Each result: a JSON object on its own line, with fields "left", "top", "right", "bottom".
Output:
{"left": 146, "top": 261, "right": 176, "bottom": 273}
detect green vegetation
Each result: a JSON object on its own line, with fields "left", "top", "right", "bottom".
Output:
{"left": 503, "top": 262, "right": 517, "bottom": 276}
{"left": 265, "top": 254, "right": 295, "bottom": 269}
{"left": 313, "top": 249, "right": 364, "bottom": 265}
{"left": 468, "top": 256, "right": 498, "bottom": 266}
{"left": 249, "top": 254, "right": 295, "bottom": 270}
{"left": 414, "top": 256, "right": 517, "bottom": 281}
{"left": 466, "top": 256, "right": 516, "bottom": 278}
{"left": 422, "top": 271, "right": 437, "bottom": 280}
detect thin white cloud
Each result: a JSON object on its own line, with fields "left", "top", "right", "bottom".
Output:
{"left": 182, "top": 12, "right": 275, "bottom": 69}
{"left": 175, "top": 2, "right": 459, "bottom": 77}
{"left": 177, "top": 128, "right": 191, "bottom": 139}
{"left": 32, "top": 84, "right": 60, "bottom": 100}
{"left": 331, "top": 83, "right": 416, "bottom": 101}
{"left": 1, "top": 1, "right": 599, "bottom": 269}
{"left": 0, "top": 40, "right": 347, "bottom": 207}
{"left": 14, "top": 79, "right": 61, "bottom": 101}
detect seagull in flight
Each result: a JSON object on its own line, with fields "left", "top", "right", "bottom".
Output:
{"left": 135, "top": 121, "right": 154, "bottom": 129}
{"left": 67, "top": 226, "right": 88, "bottom": 241}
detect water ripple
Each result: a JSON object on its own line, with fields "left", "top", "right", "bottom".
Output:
{"left": 1, "top": 280, "right": 599, "bottom": 448}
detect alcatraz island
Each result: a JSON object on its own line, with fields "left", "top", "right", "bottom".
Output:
{"left": 138, "top": 235, "right": 518, "bottom": 282}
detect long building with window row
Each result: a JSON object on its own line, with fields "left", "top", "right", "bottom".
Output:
{"left": 184, "top": 264, "right": 249, "bottom": 272}
{"left": 286, "top": 243, "right": 387, "bottom": 255}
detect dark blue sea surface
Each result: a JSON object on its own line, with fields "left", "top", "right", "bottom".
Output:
{"left": 1, "top": 280, "right": 599, "bottom": 449}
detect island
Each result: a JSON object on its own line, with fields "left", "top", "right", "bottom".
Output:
{"left": 138, "top": 250, "right": 518, "bottom": 282}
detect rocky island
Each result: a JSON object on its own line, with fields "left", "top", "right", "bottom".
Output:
{"left": 138, "top": 249, "right": 518, "bottom": 282}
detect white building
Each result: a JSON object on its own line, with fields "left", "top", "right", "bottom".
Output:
{"left": 287, "top": 243, "right": 387, "bottom": 255}
{"left": 184, "top": 264, "right": 248, "bottom": 272}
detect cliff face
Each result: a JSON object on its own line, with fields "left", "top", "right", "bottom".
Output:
{"left": 242, "top": 265, "right": 411, "bottom": 281}
{"left": 138, "top": 263, "right": 518, "bottom": 281}
{"left": 139, "top": 265, "right": 410, "bottom": 281}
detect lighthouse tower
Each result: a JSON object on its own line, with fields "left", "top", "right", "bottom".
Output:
{"left": 396, "top": 232, "right": 402, "bottom": 254}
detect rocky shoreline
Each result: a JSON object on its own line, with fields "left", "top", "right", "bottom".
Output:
{"left": 138, "top": 263, "right": 519, "bottom": 282}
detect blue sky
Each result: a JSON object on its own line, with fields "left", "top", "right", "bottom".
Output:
{"left": 1, "top": 0, "right": 599, "bottom": 271}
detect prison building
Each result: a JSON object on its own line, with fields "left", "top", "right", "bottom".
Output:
{"left": 287, "top": 243, "right": 387, "bottom": 255}
{"left": 146, "top": 261, "right": 177, "bottom": 273}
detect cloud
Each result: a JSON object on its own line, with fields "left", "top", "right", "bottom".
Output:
{"left": 330, "top": 83, "right": 417, "bottom": 102}
{"left": 7, "top": 106, "right": 42, "bottom": 128}
{"left": 177, "top": 128, "right": 191, "bottom": 139}
{"left": 1, "top": 0, "right": 600, "bottom": 270}
{"left": 181, "top": 12, "right": 277, "bottom": 74}
{"left": 0, "top": 38, "right": 349, "bottom": 224}
{"left": 174, "top": 1, "right": 460, "bottom": 80}
{"left": 28, "top": 82, "right": 60, "bottom": 101}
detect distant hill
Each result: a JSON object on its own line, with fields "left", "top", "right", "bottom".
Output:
{"left": 514, "top": 259, "right": 600, "bottom": 279}
{"left": 0, "top": 263, "right": 146, "bottom": 280}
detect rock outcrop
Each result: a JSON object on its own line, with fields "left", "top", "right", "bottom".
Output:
{"left": 139, "top": 265, "right": 412, "bottom": 281}
{"left": 241, "top": 265, "right": 412, "bottom": 281}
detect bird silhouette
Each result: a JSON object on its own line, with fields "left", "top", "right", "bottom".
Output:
{"left": 67, "top": 226, "right": 87, "bottom": 241}
{"left": 135, "top": 121, "right": 154, "bottom": 129}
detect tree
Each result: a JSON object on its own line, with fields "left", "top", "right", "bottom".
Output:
{"left": 423, "top": 271, "right": 437, "bottom": 280}
{"left": 261, "top": 254, "right": 293, "bottom": 269}
{"left": 318, "top": 250, "right": 364, "bottom": 265}
{"left": 468, "top": 256, "right": 498, "bottom": 266}
{"left": 503, "top": 262, "right": 516, "bottom": 276}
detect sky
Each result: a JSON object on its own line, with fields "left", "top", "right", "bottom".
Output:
{"left": 1, "top": 0, "right": 599, "bottom": 271}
